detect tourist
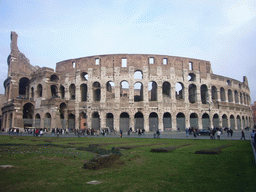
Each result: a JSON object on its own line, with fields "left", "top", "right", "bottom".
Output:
{"left": 240, "top": 130, "right": 246, "bottom": 140}
{"left": 120, "top": 129, "right": 123, "bottom": 137}
{"left": 216, "top": 129, "right": 221, "bottom": 140}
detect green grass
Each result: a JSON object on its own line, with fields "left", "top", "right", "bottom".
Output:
{"left": 0, "top": 136, "right": 255, "bottom": 192}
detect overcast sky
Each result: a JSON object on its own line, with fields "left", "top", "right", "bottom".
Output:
{"left": 0, "top": 0, "right": 255, "bottom": 103}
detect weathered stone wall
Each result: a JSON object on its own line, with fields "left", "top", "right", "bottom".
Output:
{"left": 1, "top": 32, "right": 253, "bottom": 132}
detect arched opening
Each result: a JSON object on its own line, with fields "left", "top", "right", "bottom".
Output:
{"left": 148, "top": 81, "right": 157, "bottom": 101}
{"left": 189, "top": 84, "right": 197, "bottom": 103}
{"left": 240, "top": 92, "right": 243, "bottom": 104}
{"left": 37, "top": 84, "right": 43, "bottom": 97}
{"left": 190, "top": 113, "right": 198, "bottom": 128}
{"left": 31, "top": 87, "right": 34, "bottom": 100}
{"left": 149, "top": 112, "right": 158, "bottom": 131}
{"left": 19, "top": 77, "right": 30, "bottom": 99}
{"left": 213, "top": 114, "right": 219, "bottom": 128}
{"left": 188, "top": 73, "right": 196, "bottom": 82}
{"left": 23, "top": 103, "right": 34, "bottom": 128}
{"left": 68, "top": 114, "right": 75, "bottom": 130}
{"left": 177, "top": 113, "right": 185, "bottom": 130}
{"left": 92, "top": 112, "right": 100, "bottom": 130}
{"left": 234, "top": 90, "right": 239, "bottom": 103}
{"left": 120, "top": 112, "right": 129, "bottom": 132}
{"left": 226, "top": 80, "right": 231, "bottom": 86}
{"left": 80, "top": 84, "right": 87, "bottom": 102}
{"left": 60, "top": 103, "right": 67, "bottom": 129}
{"left": 50, "top": 74, "right": 59, "bottom": 82}
{"left": 93, "top": 82, "right": 101, "bottom": 102}
{"left": 222, "top": 114, "right": 228, "bottom": 128}
{"left": 51, "top": 85, "right": 58, "bottom": 98}
{"left": 211, "top": 86, "right": 218, "bottom": 101}
{"left": 175, "top": 82, "right": 184, "bottom": 100}
{"left": 35, "top": 114, "right": 41, "bottom": 128}
{"left": 106, "top": 81, "right": 115, "bottom": 100}
{"left": 44, "top": 113, "right": 51, "bottom": 129}
{"left": 202, "top": 113, "right": 210, "bottom": 129}
{"left": 163, "top": 112, "right": 172, "bottom": 130}
{"left": 106, "top": 113, "right": 114, "bottom": 131}
{"left": 120, "top": 81, "right": 129, "bottom": 99}
{"left": 220, "top": 87, "right": 226, "bottom": 101}
{"left": 134, "top": 112, "right": 144, "bottom": 130}
{"left": 81, "top": 72, "right": 88, "bottom": 81}
{"left": 162, "top": 82, "right": 171, "bottom": 98}
{"left": 230, "top": 115, "right": 235, "bottom": 129}
{"left": 80, "top": 112, "right": 87, "bottom": 130}
{"left": 134, "top": 70, "right": 143, "bottom": 79}
{"left": 134, "top": 82, "right": 143, "bottom": 102}
{"left": 60, "top": 85, "right": 65, "bottom": 99}
{"left": 201, "top": 84, "right": 208, "bottom": 104}
{"left": 237, "top": 115, "right": 241, "bottom": 130}
{"left": 69, "top": 84, "right": 76, "bottom": 100}
{"left": 242, "top": 116, "right": 245, "bottom": 129}
{"left": 228, "top": 89, "right": 233, "bottom": 103}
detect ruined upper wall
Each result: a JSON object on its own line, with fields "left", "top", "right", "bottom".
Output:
{"left": 56, "top": 54, "right": 212, "bottom": 78}
{"left": 7, "top": 31, "right": 39, "bottom": 77}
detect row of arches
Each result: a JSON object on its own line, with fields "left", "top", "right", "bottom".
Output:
{"left": 25, "top": 79, "right": 250, "bottom": 106}
{"left": 3, "top": 102, "right": 251, "bottom": 131}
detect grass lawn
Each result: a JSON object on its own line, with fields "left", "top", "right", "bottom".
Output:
{"left": 0, "top": 136, "right": 255, "bottom": 192}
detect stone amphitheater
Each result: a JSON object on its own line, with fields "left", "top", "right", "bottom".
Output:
{"left": 2, "top": 32, "right": 253, "bottom": 132}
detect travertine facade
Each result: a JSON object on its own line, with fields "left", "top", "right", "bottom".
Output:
{"left": 1, "top": 32, "right": 253, "bottom": 132}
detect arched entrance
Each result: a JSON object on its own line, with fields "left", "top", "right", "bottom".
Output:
{"left": 176, "top": 113, "right": 185, "bottom": 130}
{"left": 163, "top": 112, "right": 172, "bottom": 130}
{"left": 106, "top": 113, "right": 114, "bottom": 131}
{"left": 23, "top": 103, "right": 34, "bottom": 128}
{"left": 213, "top": 114, "right": 219, "bottom": 127}
{"left": 80, "top": 113, "right": 87, "bottom": 130}
{"left": 190, "top": 113, "right": 198, "bottom": 128}
{"left": 149, "top": 112, "right": 158, "bottom": 131}
{"left": 134, "top": 112, "right": 144, "bottom": 130}
{"left": 230, "top": 115, "right": 235, "bottom": 129}
{"left": 92, "top": 112, "right": 100, "bottom": 130}
{"left": 44, "top": 113, "right": 51, "bottom": 129}
{"left": 68, "top": 114, "right": 75, "bottom": 130}
{"left": 222, "top": 114, "right": 228, "bottom": 128}
{"left": 120, "top": 112, "right": 129, "bottom": 132}
{"left": 202, "top": 113, "right": 210, "bottom": 129}
{"left": 35, "top": 114, "right": 41, "bottom": 128}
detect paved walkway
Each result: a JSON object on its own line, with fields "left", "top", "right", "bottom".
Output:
{"left": 1, "top": 130, "right": 252, "bottom": 141}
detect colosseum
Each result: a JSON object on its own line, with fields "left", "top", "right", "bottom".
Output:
{"left": 1, "top": 32, "right": 253, "bottom": 132}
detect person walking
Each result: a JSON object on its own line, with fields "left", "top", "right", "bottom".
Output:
{"left": 241, "top": 130, "right": 246, "bottom": 140}
{"left": 216, "top": 129, "right": 221, "bottom": 140}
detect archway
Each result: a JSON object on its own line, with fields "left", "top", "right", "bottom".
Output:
{"left": 106, "top": 113, "right": 114, "bottom": 131}
{"left": 149, "top": 112, "right": 158, "bottom": 131}
{"left": 92, "top": 112, "right": 100, "bottom": 130}
{"left": 237, "top": 115, "right": 241, "bottom": 130}
{"left": 23, "top": 103, "right": 34, "bottom": 128}
{"left": 176, "top": 112, "right": 185, "bottom": 130}
{"left": 120, "top": 112, "right": 129, "bottom": 132}
{"left": 68, "top": 114, "right": 75, "bottom": 130}
{"left": 35, "top": 114, "right": 41, "bottom": 128}
{"left": 202, "top": 113, "right": 210, "bottom": 129}
{"left": 190, "top": 113, "right": 198, "bottom": 128}
{"left": 44, "top": 113, "right": 51, "bottom": 129}
{"left": 213, "top": 114, "right": 219, "bottom": 127}
{"left": 230, "top": 115, "right": 235, "bottom": 129}
{"left": 163, "top": 112, "right": 172, "bottom": 130}
{"left": 222, "top": 114, "right": 228, "bottom": 128}
{"left": 80, "top": 112, "right": 87, "bottom": 130}
{"left": 134, "top": 112, "right": 144, "bottom": 130}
